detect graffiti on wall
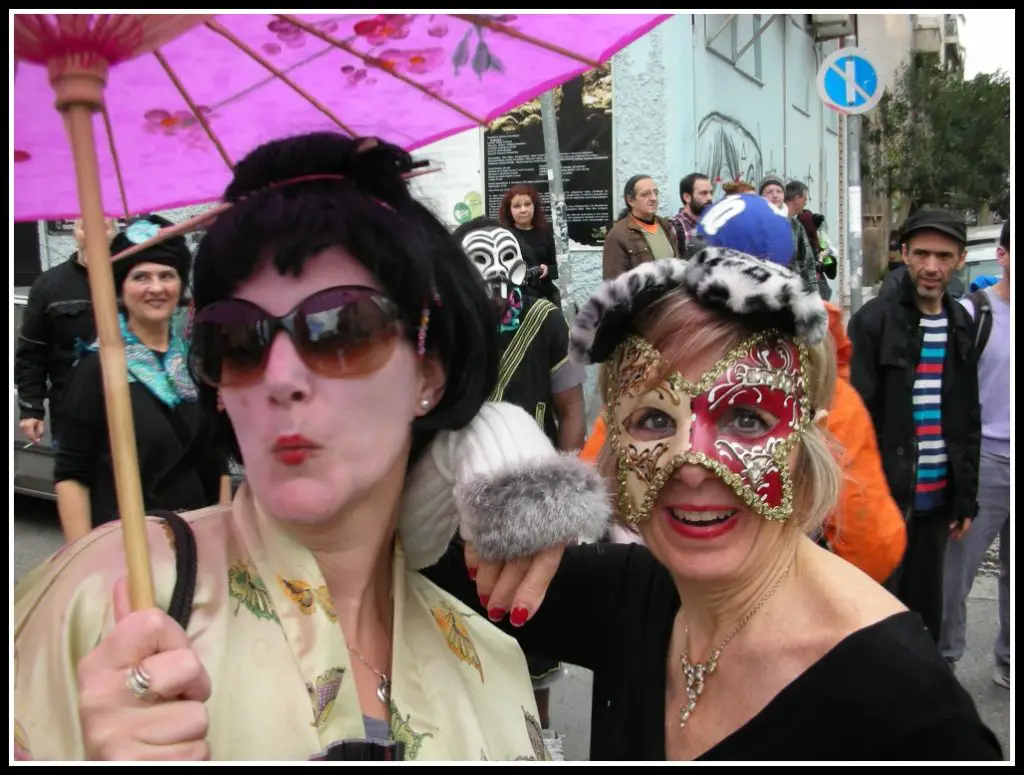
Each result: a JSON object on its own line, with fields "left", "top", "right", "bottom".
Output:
{"left": 697, "top": 112, "right": 830, "bottom": 213}
{"left": 696, "top": 112, "right": 764, "bottom": 194}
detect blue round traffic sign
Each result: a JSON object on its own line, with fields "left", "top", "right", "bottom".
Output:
{"left": 817, "top": 46, "right": 882, "bottom": 115}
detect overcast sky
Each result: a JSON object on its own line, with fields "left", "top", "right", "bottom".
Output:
{"left": 959, "top": 11, "right": 1014, "bottom": 79}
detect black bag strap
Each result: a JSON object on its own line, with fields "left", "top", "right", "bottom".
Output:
{"left": 145, "top": 509, "right": 199, "bottom": 631}
{"left": 966, "top": 288, "right": 993, "bottom": 357}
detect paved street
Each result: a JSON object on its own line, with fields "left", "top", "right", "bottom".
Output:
{"left": 13, "top": 495, "right": 1011, "bottom": 761}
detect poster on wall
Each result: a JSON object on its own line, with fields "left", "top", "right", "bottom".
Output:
{"left": 483, "top": 64, "right": 613, "bottom": 247}
{"left": 409, "top": 129, "right": 486, "bottom": 231}
{"left": 45, "top": 218, "right": 129, "bottom": 236}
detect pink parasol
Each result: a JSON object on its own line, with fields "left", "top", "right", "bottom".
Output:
{"left": 14, "top": 13, "right": 671, "bottom": 221}
{"left": 12, "top": 13, "right": 672, "bottom": 611}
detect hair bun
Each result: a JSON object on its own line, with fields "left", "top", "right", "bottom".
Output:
{"left": 223, "top": 132, "right": 421, "bottom": 206}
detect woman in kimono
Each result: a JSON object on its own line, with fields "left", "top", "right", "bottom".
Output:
{"left": 12, "top": 133, "right": 611, "bottom": 762}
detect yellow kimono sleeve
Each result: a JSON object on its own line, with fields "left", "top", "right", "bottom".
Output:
{"left": 13, "top": 518, "right": 182, "bottom": 761}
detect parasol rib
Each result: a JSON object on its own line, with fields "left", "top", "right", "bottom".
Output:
{"left": 100, "top": 107, "right": 132, "bottom": 219}
{"left": 451, "top": 14, "right": 603, "bottom": 69}
{"left": 276, "top": 14, "right": 488, "bottom": 126}
{"left": 111, "top": 203, "right": 232, "bottom": 264}
{"left": 204, "top": 19, "right": 357, "bottom": 138}
{"left": 153, "top": 49, "right": 234, "bottom": 171}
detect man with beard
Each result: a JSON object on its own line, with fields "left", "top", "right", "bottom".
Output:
{"left": 453, "top": 216, "right": 587, "bottom": 744}
{"left": 847, "top": 209, "right": 981, "bottom": 645}
{"left": 669, "top": 172, "right": 713, "bottom": 249}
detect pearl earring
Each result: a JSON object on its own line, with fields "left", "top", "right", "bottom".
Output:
{"left": 420, "top": 398, "right": 431, "bottom": 411}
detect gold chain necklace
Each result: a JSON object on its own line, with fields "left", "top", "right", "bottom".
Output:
{"left": 677, "top": 562, "right": 792, "bottom": 732}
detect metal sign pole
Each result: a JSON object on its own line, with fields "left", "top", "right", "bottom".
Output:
{"left": 817, "top": 41, "right": 880, "bottom": 315}
{"left": 847, "top": 107, "right": 864, "bottom": 313}
{"left": 539, "top": 89, "right": 576, "bottom": 325}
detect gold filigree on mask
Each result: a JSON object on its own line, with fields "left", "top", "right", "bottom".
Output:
{"left": 624, "top": 442, "right": 669, "bottom": 486}
{"left": 604, "top": 329, "right": 814, "bottom": 527}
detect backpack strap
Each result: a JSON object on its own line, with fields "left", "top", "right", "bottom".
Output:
{"left": 966, "top": 289, "right": 993, "bottom": 358}
{"left": 145, "top": 509, "right": 199, "bottom": 632}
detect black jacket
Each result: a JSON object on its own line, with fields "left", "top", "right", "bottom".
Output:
{"left": 53, "top": 351, "right": 227, "bottom": 527}
{"left": 14, "top": 255, "right": 97, "bottom": 434}
{"left": 847, "top": 272, "right": 981, "bottom": 520}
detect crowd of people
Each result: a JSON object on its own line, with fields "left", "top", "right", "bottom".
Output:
{"left": 12, "top": 132, "right": 1009, "bottom": 762}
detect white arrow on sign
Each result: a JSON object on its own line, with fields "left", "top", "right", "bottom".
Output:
{"left": 832, "top": 58, "right": 871, "bottom": 106}
{"left": 817, "top": 46, "right": 882, "bottom": 116}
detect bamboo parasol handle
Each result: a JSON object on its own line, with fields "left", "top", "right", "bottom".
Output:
{"left": 62, "top": 99, "right": 156, "bottom": 611}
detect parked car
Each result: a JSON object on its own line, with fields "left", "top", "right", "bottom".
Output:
{"left": 13, "top": 292, "right": 245, "bottom": 502}
{"left": 957, "top": 224, "right": 1003, "bottom": 294}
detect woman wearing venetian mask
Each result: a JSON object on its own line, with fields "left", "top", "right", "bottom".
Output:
{"left": 426, "top": 223, "right": 1002, "bottom": 760}
{"left": 13, "top": 133, "right": 610, "bottom": 762}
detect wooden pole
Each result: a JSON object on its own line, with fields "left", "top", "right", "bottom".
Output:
{"left": 56, "top": 70, "right": 155, "bottom": 610}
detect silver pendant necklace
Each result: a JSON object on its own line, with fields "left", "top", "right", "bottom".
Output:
{"left": 678, "top": 562, "right": 792, "bottom": 732}
{"left": 348, "top": 646, "right": 391, "bottom": 706}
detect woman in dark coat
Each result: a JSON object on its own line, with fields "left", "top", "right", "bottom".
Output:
{"left": 53, "top": 215, "right": 227, "bottom": 543}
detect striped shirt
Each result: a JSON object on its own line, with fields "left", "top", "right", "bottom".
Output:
{"left": 913, "top": 313, "right": 948, "bottom": 511}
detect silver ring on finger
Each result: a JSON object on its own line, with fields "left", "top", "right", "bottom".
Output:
{"left": 126, "top": 663, "right": 161, "bottom": 703}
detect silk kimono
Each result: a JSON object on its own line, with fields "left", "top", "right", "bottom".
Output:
{"left": 13, "top": 484, "right": 548, "bottom": 762}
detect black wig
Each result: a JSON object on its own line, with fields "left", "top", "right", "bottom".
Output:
{"left": 190, "top": 132, "right": 500, "bottom": 466}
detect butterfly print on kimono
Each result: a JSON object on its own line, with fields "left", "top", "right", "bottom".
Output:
{"left": 430, "top": 601, "right": 484, "bottom": 682}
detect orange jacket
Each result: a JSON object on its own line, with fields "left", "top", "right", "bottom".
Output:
{"left": 580, "top": 304, "right": 906, "bottom": 583}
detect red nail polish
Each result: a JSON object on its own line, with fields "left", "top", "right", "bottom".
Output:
{"left": 479, "top": 594, "right": 490, "bottom": 607}
{"left": 488, "top": 607, "right": 506, "bottom": 621}
{"left": 468, "top": 567, "right": 478, "bottom": 580}
{"left": 510, "top": 607, "right": 529, "bottom": 627}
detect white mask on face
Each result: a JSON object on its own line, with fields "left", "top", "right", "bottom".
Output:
{"left": 461, "top": 226, "right": 528, "bottom": 302}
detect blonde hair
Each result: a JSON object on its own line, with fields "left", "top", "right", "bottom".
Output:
{"left": 597, "top": 287, "right": 842, "bottom": 538}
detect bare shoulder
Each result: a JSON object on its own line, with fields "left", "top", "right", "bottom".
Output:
{"left": 801, "top": 542, "right": 906, "bottom": 633}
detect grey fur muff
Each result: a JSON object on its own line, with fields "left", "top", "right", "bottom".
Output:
{"left": 455, "top": 454, "right": 612, "bottom": 564}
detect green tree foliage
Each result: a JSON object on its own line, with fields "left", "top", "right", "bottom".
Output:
{"left": 864, "top": 56, "right": 1010, "bottom": 218}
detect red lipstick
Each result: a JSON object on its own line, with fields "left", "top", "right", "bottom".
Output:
{"left": 272, "top": 434, "right": 319, "bottom": 466}
{"left": 663, "top": 504, "right": 741, "bottom": 541}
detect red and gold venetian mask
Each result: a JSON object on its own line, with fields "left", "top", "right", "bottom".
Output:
{"left": 604, "top": 329, "right": 814, "bottom": 525}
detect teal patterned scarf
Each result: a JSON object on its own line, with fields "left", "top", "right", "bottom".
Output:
{"left": 82, "top": 313, "right": 197, "bottom": 408}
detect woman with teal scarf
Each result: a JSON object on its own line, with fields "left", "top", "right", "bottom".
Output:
{"left": 53, "top": 215, "right": 228, "bottom": 544}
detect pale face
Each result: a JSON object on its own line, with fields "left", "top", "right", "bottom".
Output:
{"left": 510, "top": 194, "right": 535, "bottom": 228}
{"left": 218, "top": 247, "right": 435, "bottom": 526}
{"left": 629, "top": 178, "right": 660, "bottom": 219}
{"left": 902, "top": 232, "right": 967, "bottom": 302}
{"left": 686, "top": 178, "right": 714, "bottom": 217}
{"left": 761, "top": 184, "right": 785, "bottom": 209}
{"left": 604, "top": 334, "right": 810, "bottom": 584}
{"left": 73, "top": 218, "right": 118, "bottom": 264}
{"left": 121, "top": 262, "right": 182, "bottom": 327}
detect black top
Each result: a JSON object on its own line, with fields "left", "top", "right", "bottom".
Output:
{"left": 511, "top": 225, "right": 561, "bottom": 306}
{"left": 14, "top": 255, "right": 96, "bottom": 433}
{"left": 493, "top": 295, "right": 573, "bottom": 447}
{"left": 54, "top": 350, "right": 227, "bottom": 526}
{"left": 423, "top": 540, "right": 1003, "bottom": 761}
